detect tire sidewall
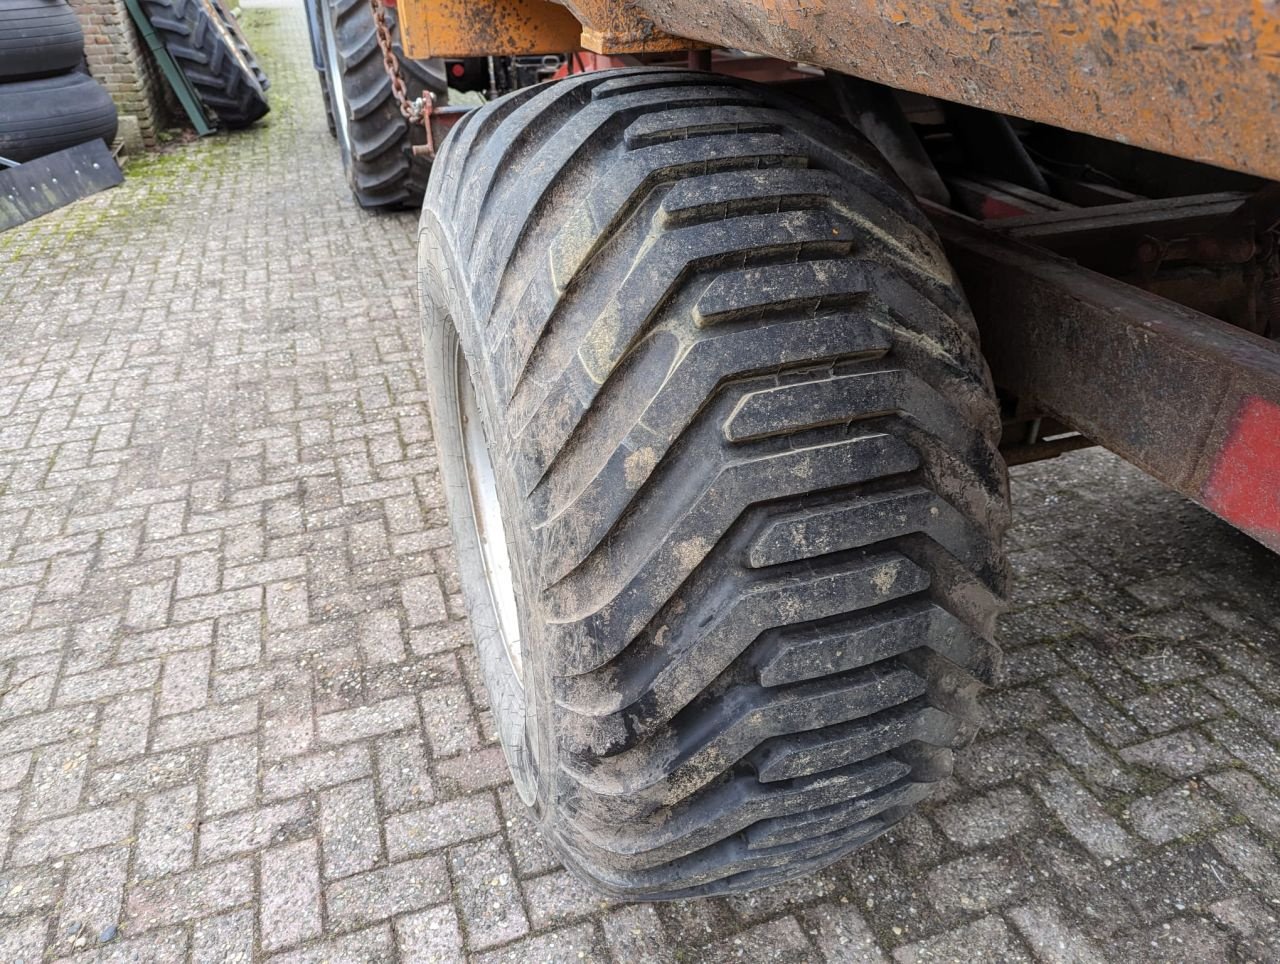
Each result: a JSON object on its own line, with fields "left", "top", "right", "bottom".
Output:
{"left": 417, "top": 215, "right": 550, "bottom": 814}
{"left": 316, "top": 0, "right": 354, "bottom": 171}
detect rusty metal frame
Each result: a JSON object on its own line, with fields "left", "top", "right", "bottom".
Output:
{"left": 400, "top": 0, "right": 583, "bottom": 58}
{"left": 932, "top": 205, "right": 1280, "bottom": 552}
{"left": 631, "top": 0, "right": 1280, "bottom": 182}
{"left": 400, "top": 0, "right": 1280, "bottom": 183}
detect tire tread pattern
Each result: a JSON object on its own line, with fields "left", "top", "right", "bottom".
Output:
{"left": 139, "top": 0, "right": 269, "bottom": 128}
{"left": 318, "top": 0, "right": 444, "bottom": 209}
{"left": 420, "top": 69, "right": 1010, "bottom": 899}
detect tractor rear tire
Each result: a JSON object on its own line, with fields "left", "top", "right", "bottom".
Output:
{"left": 417, "top": 68, "right": 1010, "bottom": 899}
{"left": 0, "top": 0, "right": 84, "bottom": 80}
{"left": 316, "top": 0, "right": 445, "bottom": 209}
{"left": 138, "top": 0, "right": 269, "bottom": 129}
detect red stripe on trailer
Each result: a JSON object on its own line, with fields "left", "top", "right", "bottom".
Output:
{"left": 1202, "top": 396, "right": 1280, "bottom": 550}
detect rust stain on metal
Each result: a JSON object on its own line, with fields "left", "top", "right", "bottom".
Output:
{"left": 607, "top": 0, "right": 1280, "bottom": 182}
{"left": 401, "top": 0, "right": 583, "bottom": 58}
{"left": 934, "top": 204, "right": 1280, "bottom": 551}
{"left": 564, "top": 0, "right": 702, "bottom": 52}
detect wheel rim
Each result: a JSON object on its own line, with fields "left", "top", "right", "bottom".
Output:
{"left": 455, "top": 346, "right": 524, "bottom": 684}
{"left": 320, "top": 4, "right": 352, "bottom": 156}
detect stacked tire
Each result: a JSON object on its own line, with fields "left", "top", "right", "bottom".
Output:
{"left": 138, "top": 0, "right": 270, "bottom": 127}
{"left": 0, "top": 0, "right": 118, "bottom": 163}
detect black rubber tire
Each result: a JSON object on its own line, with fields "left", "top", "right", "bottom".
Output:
{"left": 0, "top": 71, "right": 117, "bottom": 163}
{"left": 210, "top": 0, "right": 269, "bottom": 92}
{"left": 418, "top": 69, "right": 1010, "bottom": 899}
{"left": 138, "top": 0, "right": 268, "bottom": 128}
{"left": 316, "top": 0, "right": 445, "bottom": 209}
{"left": 0, "top": 0, "right": 84, "bottom": 80}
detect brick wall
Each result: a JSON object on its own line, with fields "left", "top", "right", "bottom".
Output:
{"left": 69, "top": 0, "right": 170, "bottom": 149}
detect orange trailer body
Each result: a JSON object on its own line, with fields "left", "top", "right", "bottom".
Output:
{"left": 400, "top": 0, "right": 1280, "bottom": 183}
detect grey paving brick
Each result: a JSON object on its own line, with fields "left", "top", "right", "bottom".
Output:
{"left": 204, "top": 735, "right": 260, "bottom": 817}
{"left": 1111, "top": 916, "right": 1233, "bottom": 964}
{"left": 1128, "top": 682, "right": 1225, "bottom": 734}
{"left": 57, "top": 846, "right": 130, "bottom": 953}
{"left": 603, "top": 904, "right": 677, "bottom": 964}
{"left": 157, "top": 649, "right": 211, "bottom": 716}
{"left": 1118, "top": 729, "right": 1230, "bottom": 778}
{"left": 449, "top": 837, "right": 529, "bottom": 950}
{"left": 418, "top": 683, "right": 480, "bottom": 759}
{"left": 395, "top": 904, "right": 465, "bottom": 963}
{"left": 1005, "top": 901, "right": 1105, "bottom": 964}
{"left": 0, "top": 705, "right": 96, "bottom": 756}
{"left": 402, "top": 574, "right": 448, "bottom": 628}
{"left": 125, "top": 859, "right": 255, "bottom": 930}
{"left": 200, "top": 798, "right": 314, "bottom": 862}
{"left": 135, "top": 784, "right": 198, "bottom": 878}
{"left": 892, "top": 915, "right": 1030, "bottom": 963}
{"left": 316, "top": 696, "right": 418, "bottom": 745}
{"left": 116, "top": 620, "right": 215, "bottom": 662}
{"left": 1107, "top": 842, "right": 1237, "bottom": 921}
{"left": 375, "top": 733, "right": 435, "bottom": 813}
{"left": 0, "top": 749, "right": 33, "bottom": 791}
{"left": 1045, "top": 676, "right": 1144, "bottom": 747}
{"left": 472, "top": 923, "right": 605, "bottom": 964}
{"left": 268, "top": 925, "right": 395, "bottom": 964}
{"left": 1212, "top": 827, "right": 1280, "bottom": 896}
{"left": 89, "top": 749, "right": 203, "bottom": 806}
{"left": 1031, "top": 768, "right": 1135, "bottom": 863}
{"left": 524, "top": 868, "right": 618, "bottom": 930}
{"left": 701, "top": 916, "right": 814, "bottom": 963}
{"left": 192, "top": 908, "right": 256, "bottom": 964}
{"left": 385, "top": 793, "right": 500, "bottom": 860}
{"left": 58, "top": 926, "right": 189, "bottom": 963}
{"left": 215, "top": 612, "right": 263, "bottom": 669}
{"left": 174, "top": 553, "right": 218, "bottom": 599}
{"left": 325, "top": 855, "right": 450, "bottom": 930}
{"left": 1204, "top": 768, "right": 1280, "bottom": 840}
{"left": 1207, "top": 717, "right": 1280, "bottom": 787}
{"left": 261, "top": 838, "right": 324, "bottom": 951}
{"left": 932, "top": 785, "right": 1036, "bottom": 847}
{"left": 262, "top": 744, "right": 373, "bottom": 801}
{"left": 57, "top": 661, "right": 162, "bottom": 705}
{"left": 498, "top": 784, "right": 559, "bottom": 880}
{"left": 8, "top": 801, "right": 135, "bottom": 866}
{"left": 1127, "top": 783, "right": 1226, "bottom": 845}
{"left": 125, "top": 580, "right": 172, "bottom": 631}
{"left": 0, "top": 917, "right": 48, "bottom": 963}
{"left": 925, "top": 852, "right": 1029, "bottom": 917}
{"left": 23, "top": 738, "right": 89, "bottom": 820}
{"left": 319, "top": 779, "right": 382, "bottom": 878}
{"left": 1039, "top": 720, "right": 1138, "bottom": 792}
{"left": 359, "top": 608, "right": 406, "bottom": 665}
{"left": 173, "top": 587, "right": 264, "bottom": 624}
{"left": 151, "top": 700, "right": 258, "bottom": 752}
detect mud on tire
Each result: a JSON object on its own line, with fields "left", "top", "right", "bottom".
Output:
{"left": 418, "top": 68, "right": 1010, "bottom": 899}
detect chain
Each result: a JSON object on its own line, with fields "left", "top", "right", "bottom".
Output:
{"left": 367, "top": 0, "right": 436, "bottom": 157}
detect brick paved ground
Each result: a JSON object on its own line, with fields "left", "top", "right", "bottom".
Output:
{"left": 3, "top": 4, "right": 1280, "bottom": 961}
